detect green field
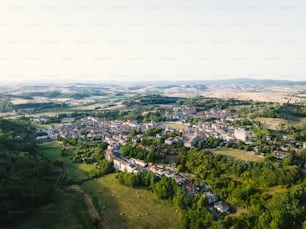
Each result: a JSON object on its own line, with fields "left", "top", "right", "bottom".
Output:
{"left": 39, "top": 141, "right": 94, "bottom": 180}
{"left": 82, "top": 174, "right": 182, "bottom": 229}
{"left": 26, "top": 141, "right": 182, "bottom": 229}
{"left": 212, "top": 149, "right": 263, "bottom": 162}
{"left": 17, "top": 191, "right": 93, "bottom": 229}
{"left": 162, "top": 122, "right": 187, "bottom": 130}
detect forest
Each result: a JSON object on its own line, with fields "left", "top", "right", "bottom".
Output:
{"left": 115, "top": 148, "right": 306, "bottom": 228}
{"left": 0, "top": 118, "right": 59, "bottom": 227}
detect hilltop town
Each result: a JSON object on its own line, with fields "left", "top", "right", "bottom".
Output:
{"left": 1, "top": 82, "right": 306, "bottom": 228}
{"left": 34, "top": 101, "right": 306, "bottom": 218}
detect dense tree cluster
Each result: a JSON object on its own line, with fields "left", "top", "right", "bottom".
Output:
{"left": 12, "top": 102, "right": 68, "bottom": 113}
{"left": 0, "top": 119, "right": 58, "bottom": 227}
{"left": 96, "top": 110, "right": 166, "bottom": 123}
{"left": 289, "top": 123, "right": 306, "bottom": 141}
{"left": 176, "top": 149, "right": 306, "bottom": 228}
{"left": 185, "top": 96, "right": 252, "bottom": 109}
{"left": 124, "top": 94, "right": 183, "bottom": 106}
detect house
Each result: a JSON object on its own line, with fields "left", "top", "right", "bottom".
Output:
{"left": 204, "top": 191, "right": 218, "bottom": 204}
{"left": 234, "top": 128, "right": 247, "bottom": 142}
{"left": 105, "top": 148, "right": 114, "bottom": 161}
{"left": 184, "top": 183, "right": 197, "bottom": 195}
{"left": 173, "top": 175, "right": 185, "bottom": 185}
{"left": 303, "top": 142, "right": 306, "bottom": 149}
{"left": 165, "top": 137, "right": 175, "bottom": 145}
{"left": 130, "top": 158, "right": 147, "bottom": 168}
{"left": 163, "top": 170, "right": 175, "bottom": 178}
{"left": 113, "top": 157, "right": 129, "bottom": 172}
{"left": 165, "top": 136, "right": 183, "bottom": 146}
{"left": 113, "top": 157, "right": 139, "bottom": 174}
{"left": 214, "top": 201, "right": 230, "bottom": 214}
{"left": 149, "top": 164, "right": 157, "bottom": 173}
{"left": 273, "top": 151, "right": 289, "bottom": 160}
{"left": 183, "top": 132, "right": 205, "bottom": 148}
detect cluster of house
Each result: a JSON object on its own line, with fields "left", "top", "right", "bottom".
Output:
{"left": 205, "top": 191, "right": 230, "bottom": 214}
{"left": 47, "top": 115, "right": 246, "bottom": 149}
{"left": 105, "top": 144, "right": 230, "bottom": 214}
{"left": 53, "top": 117, "right": 138, "bottom": 142}
{"left": 164, "top": 106, "right": 238, "bottom": 123}
{"left": 105, "top": 144, "right": 197, "bottom": 192}
{"left": 43, "top": 108, "right": 305, "bottom": 163}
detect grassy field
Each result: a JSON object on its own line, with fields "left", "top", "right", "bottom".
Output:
{"left": 212, "top": 149, "right": 263, "bottom": 162}
{"left": 162, "top": 122, "right": 188, "bottom": 131}
{"left": 255, "top": 117, "right": 286, "bottom": 130}
{"left": 82, "top": 174, "right": 182, "bottom": 229}
{"left": 17, "top": 191, "right": 93, "bottom": 229}
{"left": 32, "top": 141, "right": 182, "bottom": 228}
{"left": 39, "top": 141, "right": 94, "bottom": 180}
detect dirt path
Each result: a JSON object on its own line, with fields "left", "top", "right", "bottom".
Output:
{"left": 68, "top": 185, "right": 110, "bottom": 229}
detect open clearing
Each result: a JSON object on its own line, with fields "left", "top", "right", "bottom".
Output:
{"left": 256, "top": 117, "right": 286, "bottom": 130}
{"left": 82, "top": 174, "right": 182, "bottom": 229}
{"left": 212, "top": 149, "right": 263, "bottom": 162}
{"left": 33, "top": 141, "right": 182, "bottom": 229}
{"left": 162, "top": 121, "right": 188, "bottom": 130}
{"left": 17, "top": 191, "right": 93, "bottom": 229}
{"left": 39, "top": 142, "right": 94, "bottom": 179}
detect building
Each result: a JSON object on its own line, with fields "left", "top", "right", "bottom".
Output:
{"left": 234, "top": 128, "right": 247, "bottom": 142}
{"left": 113, "top": 157, "right": 129, "bottom": 172}
{"left": 113, "top": 157, "right": 139, "bottom": 174}
{"left": 303, "top": 142, "right": 306, "bottom": 149}
{"left": 214, "top": 201, "right": 230, "bottom": 214}
{"left": 204, "top": 191, "right": 218, "bottom": 204}
{"left": 183, "top": 131, "right": 205, "bottom": 148}
{"left": 131, "top": 158, "right": 147, "bottom": 168}
{"left": 105, "top": 147, "right": 114, "bottom": 161}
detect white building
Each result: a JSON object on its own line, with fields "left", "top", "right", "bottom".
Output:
{"left": 234, "top": 128, "right": 247, "bottom": 142}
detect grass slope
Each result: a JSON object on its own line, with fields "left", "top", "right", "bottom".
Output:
{"left": 212, "top": 149, "right": 263, "bottom": 162}
{"left": 17, "top": 191, "right": 93, "bottom": 229}
{"left": 82, "top": 174, "right": 182, "bottom": 229}
{"left": 31, "top": 141, "right": 182, "bottom": 229}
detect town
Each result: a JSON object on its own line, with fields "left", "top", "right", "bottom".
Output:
{"left": 36, "top": 104, "right": 306, "bottom": 217}
{"left": 2, "top": 85, "right": 306, "bottom": 228}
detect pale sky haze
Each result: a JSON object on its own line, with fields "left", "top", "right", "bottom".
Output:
{"left": 0, "top": 0, "right": 306, "bottom": 83}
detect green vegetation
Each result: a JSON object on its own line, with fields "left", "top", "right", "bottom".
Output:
{"left": 185, "top": 96, "right": 253, "bottom": 109}
{"left": 12, "top": 102, "right": 69, "bottom": 113}
{"left": 0, "top": 119, "right": 59, "bottom": 227}
{"left": 124, "top": 94, "right": 184, "bottom": 106}
{"left": 17, "top": 191, "right": 93, "bottom": 229}
{"left": 0, "top": 97, "right": 12, "bottom": 112}
{"left": 176, "top": 149, "right": 306, "bottom": 228}
{"left": 37, "top": 141, "right": 182, "bottom": 228}
{"left": 162, "top": 122, "right": 187, "bottom": 130}
{"left": 1, "top": 85, "right": 306, "bottom": 228}
{"left": 95, "top": 109, "right": 166, "bottom": 123}
{"left": 82, "top": 174, "right": 182, "bottom": 229}
{"left": 39, "top": 142, "right": 94, "bottom": 180}
{"left": 12, "top": 89, "right": 108, "bottom": 100}
{"left": 212, "top": 149, "right": 263, "bottom": 162}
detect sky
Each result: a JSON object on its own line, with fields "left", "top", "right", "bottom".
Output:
{"left": 0, "top": 0, "right": 306, "bottom": 83}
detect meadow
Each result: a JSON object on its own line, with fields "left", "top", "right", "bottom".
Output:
{"left": 212, "top": 149, "right": 263, "bottom": 162}
{"left": 22, "top": 141, "right": 182, "bottom": 229}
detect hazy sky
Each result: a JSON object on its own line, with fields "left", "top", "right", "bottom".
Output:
{"left": 1, "top": 0, "right": 306, "bottom": 83}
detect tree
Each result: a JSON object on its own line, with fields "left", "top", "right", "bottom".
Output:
{"left": 153, "top": 176, "right": 176, "bottom": 199}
